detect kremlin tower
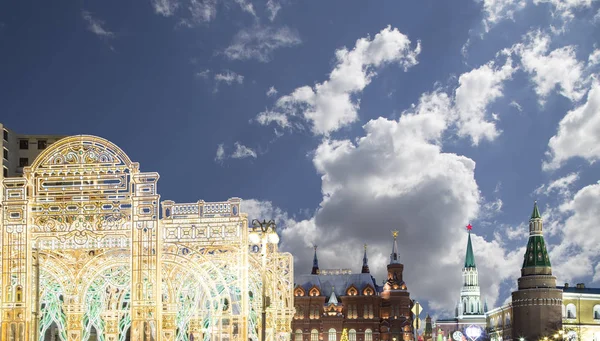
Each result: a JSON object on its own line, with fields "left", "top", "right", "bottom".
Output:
{"left": 511, "top": 202, "right": 562, "bottom": 339}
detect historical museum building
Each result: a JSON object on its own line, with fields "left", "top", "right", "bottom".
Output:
{"left": 0, "top": 135, "right": 294, "bottom": 341}
{"left": 292, "top": 233, "right": 415, "bottom": 341}
{"left": 435, "top": 225, "right": 487, "bottom": 340}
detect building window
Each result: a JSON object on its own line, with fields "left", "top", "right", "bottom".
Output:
{"left": 2, "top": 129, "right": 7, "bottom": 141}
{"left": 3, "top": 148, "right": 7, "bottom": 160}
{"left": 593, "top": 305, "right": 600, "bottom": 319}
{"left": 566, "top": 303, "right": 576, "bottom": 319}
{"left": 295, "top": 330, "right": 303, "bottom": 341}
{"left": 19, "top": 140, "right": 28, "bottom": 150}
{"left": 311, "top": 330, "right": 318, "bottom": 341}
{"left": 328, "top": 328, "right": 336, "bottom": 341}
{"left": 37, "top": 140, "right": 47, "bottom": 150}
{"left": 3, "top": 167, "right": 7, "bottom": 177}
{"left": 365, "top": 329, "right": 372, "bottom": 341}
{"left": 349, "top": 330, "right": 356, "bottom": 341}
{"left": 19, "top": 158, "right": 28, "bottom": 167}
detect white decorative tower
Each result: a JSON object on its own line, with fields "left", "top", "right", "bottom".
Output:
{"left": 457, "top": 224, "right": 484, "bottom": 318}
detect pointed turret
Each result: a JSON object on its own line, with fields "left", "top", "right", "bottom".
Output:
{"left": 390, "top": 231, "right": 400, "bottom": 264}
{"left": 311, "top": 245, "right": 320, "bottom": 275}
{"left": 361, "top": 244, "right": 370, "bottom": 273}
{"left": 522, "top": 201, "right": 551, "bottom": 268}
{"left": 464, "top": 224, "right": 476, "bottom": 268}
{"left": 424, "top": 314, "right": 433, "bottom": 338}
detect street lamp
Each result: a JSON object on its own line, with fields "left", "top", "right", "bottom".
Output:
{"left": 250, "top": 219, "right": 279, "bottom": 341}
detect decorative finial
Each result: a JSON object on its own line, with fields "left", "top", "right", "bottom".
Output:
{"left": 364, "top": 243, "right": 367, "bottom": 250}
{"left": 392, "top": 231, "right": 399, "bottom": 239}
{"left": 314, "top": 245, "right": 318, "bottom": 251}
{"left": 466, "top": 223, "right": 472, "bottom": 231}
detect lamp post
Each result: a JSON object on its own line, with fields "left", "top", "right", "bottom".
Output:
{"left": 249, "top": 219, "right": 280, "bottom": 341}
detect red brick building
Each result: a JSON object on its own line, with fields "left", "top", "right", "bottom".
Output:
{"left": 292, "top": 233, "right": 415, "bottom": 341}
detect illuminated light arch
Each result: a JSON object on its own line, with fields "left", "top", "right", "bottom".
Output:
{"left": 0, "top": 135, "right": 294, "bottom": 341}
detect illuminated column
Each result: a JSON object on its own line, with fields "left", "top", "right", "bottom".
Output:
{"left": 189, "top": 317, "right": 203, "bottom": 340}
{"left": 161, "top": 304, "right": 177, "bottom": 341}
{"left": 63, "top": 305, "right": 84, "bottom": 341}
{"left": 101, "top": 311, "right": 120, "bottom": 341}
{"left": 1, "top": 178, "right": 29, "bottom": 340}
{"left": 130, "top": 172, "right": 162, "bottom": 341}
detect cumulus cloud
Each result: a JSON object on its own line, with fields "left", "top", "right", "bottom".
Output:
{"left": 533, "top": 0, "right": 599, "bottom": 22}
{"left": 512, "top": 30, "right": 586, "bottom": 105}
{"left": 256, "top": 26, "right": 421, "bottom": 135}
{"left": 454, "top": 55, "right": 516, "bottom": 145}
{"left": 550, "top": 182, "right": 600, "bottom": 283}
{"left": 246, "top": 89, "right": 524, "bottom": 312}
{"left": 544, "top": 79, "right": 600, "bottom": 170}
{"left": 534, "top": 172, "right": 580, "bottom": 197}
{"left": 224, "top": 24, "right": 301, "bottom": 62}
{"left": 81, "top": 11, "right": 114, "bottom": 39}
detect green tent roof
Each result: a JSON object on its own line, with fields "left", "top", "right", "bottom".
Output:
{"left": 522, "top": 235, "right": 552, "bottom": 268}
{"left": 464, "top": 232, "right": 476, "bottom": 268}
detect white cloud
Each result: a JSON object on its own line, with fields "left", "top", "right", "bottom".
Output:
{"left": 479, "top": 0, "right": 527, "bottom": 31}
{"left": 544, "top": 79, "right": 600, "bottom": 170}
{"left": 533, "top": 0, "right": 598, "bottom": 22}
{"left": 550, "top": 182, "right": 600, "bottom": 284}
{"left": 188, "top": 0, "right": 218, "bottom": 24}
{"left": 232, "top": 142, "right": 257, "bottom": 159}
{"left": 534, "top": 172, "right": 580, "bottom": 197}
{"left": 215, "top": 142, "right": 257, "bottom": 162}
{"left": 256, "top": 26, "right": 421, "bottom": 135}
{"left": 266, "top": 86, "right": 278, "bottom": 97}
{"left": 512, "top": 30, "right": 586, "bottom": 104}
{"left": 254, "top": 90, "right": 522, "bottom": 313}
{"left": 151, "top": 0, "right": 179, "bottom": 16}
{"left": 454, "top": 55, "right": 515, "bottom": 145}
{"left": 234, "top": 0, "right": 257, "bottom": 17}
{"left": 266, "top": 0, "right": 282, "bottom": 21}
{"left": 214, "top": 70, "right": 244, "bottom": 86}
{"left": 589, "top": 48, "right": 600, "bottom": 66}
{"left": 224, "top": 25, "right": 301, "bottom": 62}
{"left": 196, "top": 69, "right": 211, "bottom": 79}
{"left": 510, "top": 100, "right": 523, "bottom": 111}
{"left": 215, "top": 144, "right": 225, "bottom": 162}
{"left": 81, "top": 11, "right": 114, "bottom": 38}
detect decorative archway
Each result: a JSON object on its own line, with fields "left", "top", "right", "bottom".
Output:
{"left": 0, "top": 135, "right": 294, "bottom": 341}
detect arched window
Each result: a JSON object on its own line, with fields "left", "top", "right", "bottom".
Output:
{"left": 349, "top": 329, "right": 356, "bottom": 341}
{"left": 365, "top": 329, "right": 373, "bottom": 341}
{"left": 295, "top": 330, "right": 303, "bottom": 341}
{"left": 463, "top": 301, "right": 467, "bottom": 314}
{"left": 505, "top": 313, "right": 511, "bottom": 326}
{"left": 562, "top": 304, "right": 566, "bottom": 318}
{"left": 311, "top": 329, "right": 319, "bottom": 341}
{"left": 328, "top": 328, "right": 337, "bottom": 341}
{"left": 566, "top": 303, "right": 576, "bottom": 319}
{"left": 470, "top": 302, "right": 474, "bottom": 313}
{"left": 594, "top": 305, "right": 600, "bottom": 320}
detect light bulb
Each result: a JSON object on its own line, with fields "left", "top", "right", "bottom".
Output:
{"left": 249, "top": 231, "right": 260, "bottom": 244}
{"left": 268, "top": 232, "right": 280, "bottom": 244}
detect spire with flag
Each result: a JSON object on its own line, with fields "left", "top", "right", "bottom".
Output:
{"left": 361, "top": 244, "right": 370, "bottom": 273}
{"left": 390, "top": 231, "right": 400, "bottom": 264}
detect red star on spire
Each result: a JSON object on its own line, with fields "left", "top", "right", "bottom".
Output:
{"left": 466, "top": 223, "right": 473, "bottom": 231}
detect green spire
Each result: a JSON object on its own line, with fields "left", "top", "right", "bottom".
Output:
{"left": 531, "top": 201, "right": 541, "bottom": 219}
{"left": 464, "top": 230, "right": 476, "bottom": 268}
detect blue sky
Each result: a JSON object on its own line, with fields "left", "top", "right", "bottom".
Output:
{"left": 1, "top": 0, "right": 600, "bottom": 318}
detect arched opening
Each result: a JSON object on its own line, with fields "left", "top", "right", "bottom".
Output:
{"left": 566, "top": 303, "right": 577, "bottom": 319}
{"left": 349, "top": 329, "right": 356, "bottom": 341}
{"left": 365, "top": 329, "right": 373, "bottom": 341}
{"left": 311, "top": 329, "right": 319, "bottom": 341}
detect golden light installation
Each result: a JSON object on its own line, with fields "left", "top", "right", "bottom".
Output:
{"left": 0, "top": 135, "right": 294, "bottom": 341}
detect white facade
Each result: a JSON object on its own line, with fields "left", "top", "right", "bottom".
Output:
{"left": 458, "top": 267, "right": 484, "bottom": 317}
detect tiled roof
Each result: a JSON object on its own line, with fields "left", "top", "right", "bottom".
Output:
{"left": 296, "top": 273, "right": 379, "bottom": 297}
